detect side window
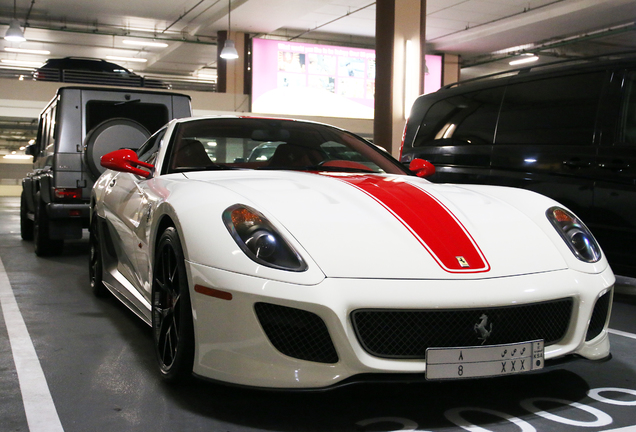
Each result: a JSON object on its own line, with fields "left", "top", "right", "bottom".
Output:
{"left": 496, "top": 72, "right": 604, "bottom": 145}
{"left": 45, "top": 105, "right": 57, "bottom": 156}
{"left": 413, "top": 87, "right": 504, "bottom": 147}
{"left": 620, "top": 71, "right": 636, "bottom": 144}
{"left": 137, "top": 128, "right": 166, "bottom": 163}
{"left": 38, "top": 112, "right": 49, "bottom": 157}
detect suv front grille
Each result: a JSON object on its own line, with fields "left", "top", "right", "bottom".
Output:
{"left": 352, "top": 298, "right": 573, "bottom": 359}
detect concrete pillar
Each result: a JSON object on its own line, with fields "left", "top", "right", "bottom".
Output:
{"left": 374, "top": 0, "right": 426, "bottom": 158}
{"left": 442, "top": 53, "right": 461, "bottom": 86}
{"left": 217, "top": 30, "right": 246, "bottom": 95}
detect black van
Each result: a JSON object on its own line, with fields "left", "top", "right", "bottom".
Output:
{"left": 401, "top": 55, "right": 636, "bottom": 277}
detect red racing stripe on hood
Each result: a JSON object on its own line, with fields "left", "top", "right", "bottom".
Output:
{"left": 331, "top": 174, "right": 490, "bottom": 273}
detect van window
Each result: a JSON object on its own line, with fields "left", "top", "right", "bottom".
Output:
{"left": 86, "top": 101, "right": 169, "bottom": 135}
{"left": 496, "top": 72, "right": 604, "bottom": 145}
{"left": 412, "top": 87, "right": 504, "bottom": 147}
{"left": 621, "top": 71, "right": 636, "bottom": 144}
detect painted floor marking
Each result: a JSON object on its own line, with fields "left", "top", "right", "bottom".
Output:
{"left": 0, "top": 257, "right": 64, "bottom": 432}
{"left": 608, "top": 328, "right": 636, "bottom": 340}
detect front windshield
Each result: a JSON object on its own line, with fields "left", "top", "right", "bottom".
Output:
{"left": 165, "top": 117, "right": 408, "bottom": 175}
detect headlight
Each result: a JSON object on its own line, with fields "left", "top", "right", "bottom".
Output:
{"left": 223, "top": 204, "right": 307, "bottom": 271}
{"left": 546, "top": 206, "right": 601, "bottom": 263}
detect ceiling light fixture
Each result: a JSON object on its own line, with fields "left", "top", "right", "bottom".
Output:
{"left": 123, "top": 39, "right": 169, "bottom": 48}
{"left": 509, "top": 55, "right": 539, "bottom": 66}
{"left": 106, "top": 55, "right": 148, "bottom": 63}
{"left": 4, "top": 0, "right": 26, "bottom": 42}
{"left": 1, "top": 59, "right": 43, "bottom": 67}
{"left": 220, "top": 0, "right": 239, "bottom": 60}
{"left": 4, "top": 154, "right": 32, "bottom": 160}
{"left": 5, "top": 47, "right": 50, "bottom": 55}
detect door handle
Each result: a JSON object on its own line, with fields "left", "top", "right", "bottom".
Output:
{"left": 598, "top": 160, "right": 630, "bottom": 171}
{"left": 562, "top": 158, "right": 592, "bottom": 169}
{"left": 109, "top": 179, "right": 117, "bottom": 188}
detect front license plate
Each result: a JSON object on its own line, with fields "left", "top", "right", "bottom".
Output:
{"left": 425, "top": 340, "right": 544, "bottom": 380}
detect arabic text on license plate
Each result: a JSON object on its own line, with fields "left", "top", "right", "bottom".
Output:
{"left": 425, "top": 340, "right": 544, "bottom": 380}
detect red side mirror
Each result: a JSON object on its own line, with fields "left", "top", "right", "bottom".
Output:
{"left": 101, "top": 149, "right": 154, "bottom": 179}
{"left": 409, "top": 158, "right": 436, "bottom": 178}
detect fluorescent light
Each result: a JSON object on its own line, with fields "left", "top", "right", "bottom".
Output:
{"left": 493, "top": 44, "right": 534, "bottom": 55}
{"left": 509, "top": 55, "right": 539, "bottom": 66}
{"left": 4, "top": 19, "right": 26, "bottom": 42}
{"left": 123, "top": 39, "right": 168, "bottom": 48}
{"left": 3, "top": 154, "right": 32, "bottom": 160}
{"left": 4, "top": 47, "right": 50, "bottom": 55}
{"left": 106, "top": 56, "right": 148, "bottom": 63}
{"left": 1, "top": 59, "right": 44, "bottom": 67}
{"left": 196, "top": 73, "right": 217, "bottom": 80}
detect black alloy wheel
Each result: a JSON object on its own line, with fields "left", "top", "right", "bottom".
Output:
{"left": 33, "top": 194, "right": 63, "bottom": 256}
{"left": 89, "top": 218, "right": 108, "bottom": 297}
{"left": 20, "top": 192, "right": 34, "bottom": 241}
{"left": 152, "top": 227, "right": 195, "bottom": 382}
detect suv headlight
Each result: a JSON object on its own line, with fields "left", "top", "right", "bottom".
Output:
{"left": 223, "top": 204, "right": 307, "bottom": 272}
{"left": 547, "top": 206, "right": 601, "bottom": 263}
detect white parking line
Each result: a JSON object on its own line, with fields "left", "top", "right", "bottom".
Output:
{"left": 602, "top": 426, "right": 636, "bottom": 432}
{"left": 0, "top": 257, "right": 64, "bottom": 432}
{"left": 609, "top": 329, "right": 636, "bottom": 340}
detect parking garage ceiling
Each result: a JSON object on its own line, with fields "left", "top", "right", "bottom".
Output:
{"left": 0, "top": 0, "right": 635, "bottom": 153}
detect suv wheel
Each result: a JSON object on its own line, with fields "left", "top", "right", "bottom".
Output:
{"left": 20, "top": 192, "right": 34, "bottom": 241}
{"left": 33, "top": 194, "right": 63, "bottom": 256}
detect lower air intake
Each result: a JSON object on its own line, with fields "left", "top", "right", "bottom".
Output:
{"left": 254, "top": 302, "right": 338, "bottom": 364}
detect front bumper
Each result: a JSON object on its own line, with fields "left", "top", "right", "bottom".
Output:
{"left": 187, "top": 263, "right": 614, "bottom": 389}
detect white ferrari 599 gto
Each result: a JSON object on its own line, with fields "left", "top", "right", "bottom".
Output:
{"left": 90, "top": 116, "right": 614, "bottom": 388}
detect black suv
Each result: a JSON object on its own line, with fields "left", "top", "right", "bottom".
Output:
{"left": 401, "top": 55, "right": 636, "bottom": 277}
{"left": 21, "top": 86, "right": 192, "bottom": 255}
{"left": 34, "top": 57, "right": 168, "bottom": 89}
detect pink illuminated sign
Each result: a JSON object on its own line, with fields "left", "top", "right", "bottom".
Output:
{"left": 251, "top": 38, "right": 441, "bottom": 119}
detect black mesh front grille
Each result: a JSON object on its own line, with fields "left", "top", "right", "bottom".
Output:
{"left": 352, "top": 298, "right": 573, "bottom": 359}
{"left": 254, "top": 303, "right": 338, "bottom": 364}
{"left": 586, "top": 290, "right": 612, "bottom": 341}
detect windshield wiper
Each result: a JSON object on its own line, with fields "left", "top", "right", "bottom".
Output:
{"left": 304, "top": 164, "right": 375, "bottom": 173}
{"left": 173, "top": 164, "right": 236, "bottom": 172}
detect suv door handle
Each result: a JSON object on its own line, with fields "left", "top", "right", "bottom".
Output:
{"left": 598, "top": 160, "right": 630, "bottom": 171}
{"left": 563, "top": 158, "right": 593, "bottom": 169}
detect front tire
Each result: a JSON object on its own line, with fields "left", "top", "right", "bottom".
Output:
{"left": 152, "top": 227, "right": 195, "bottom": 383}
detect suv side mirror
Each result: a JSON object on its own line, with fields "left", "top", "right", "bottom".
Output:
{"left": 409, "top": 158, "right": 436, "bottom": 178}
{"left": 24, "top": 143, "right": 37, "bottom": 157}
{"left": 101, "top": 149, "right": 154, "bottom": 178}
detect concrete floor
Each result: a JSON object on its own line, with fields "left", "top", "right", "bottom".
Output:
{"left": 1, "top": 196, "right": 636, "bottom": 432}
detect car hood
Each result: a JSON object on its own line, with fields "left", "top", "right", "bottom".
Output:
{"left": 184, "top": 170, "right": 569, "bottom": 279}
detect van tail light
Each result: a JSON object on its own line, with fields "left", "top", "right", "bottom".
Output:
{"left": 54, "top": 187, "right": 82, "bottom": 200}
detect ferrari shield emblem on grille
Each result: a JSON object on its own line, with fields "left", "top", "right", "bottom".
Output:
{"left": 474, "top": 314, "right": 493, "bottom": 345}
{"left": 456, "top": 256, "right": 470, "bottom": 268}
